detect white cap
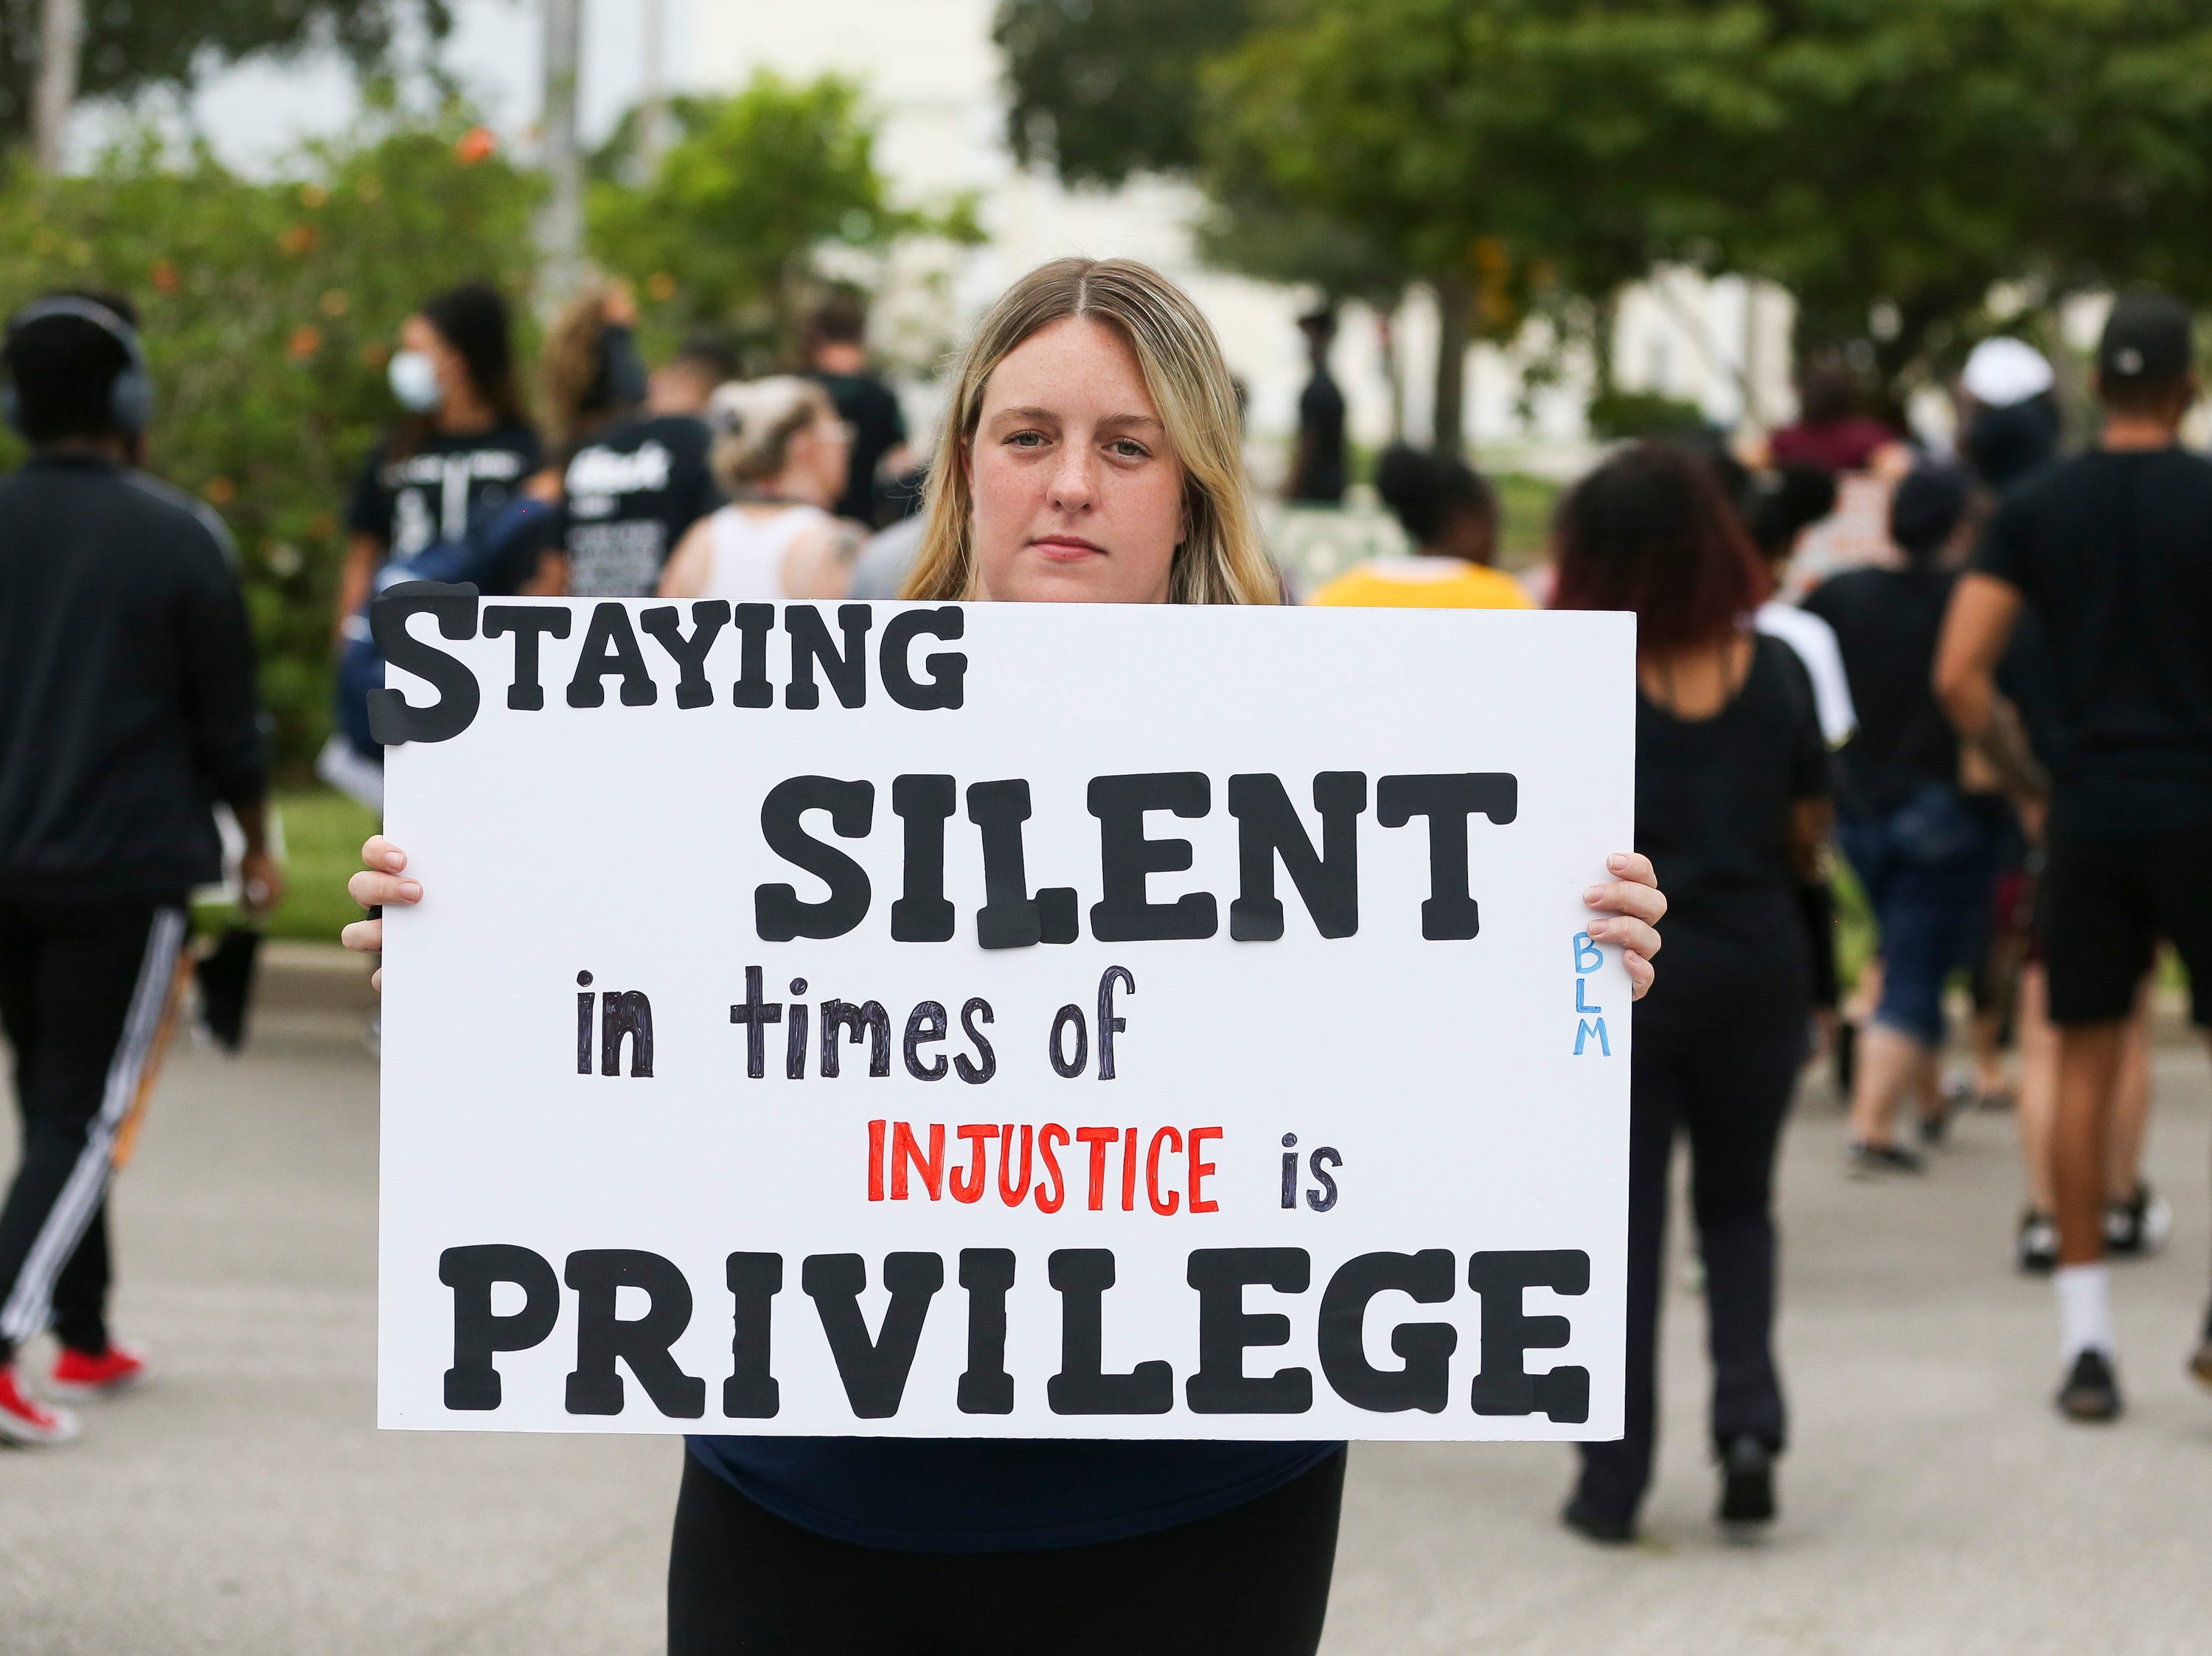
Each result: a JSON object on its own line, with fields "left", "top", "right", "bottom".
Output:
{"left": 1961, "top": 336, "right": 2053, "bottom": 408}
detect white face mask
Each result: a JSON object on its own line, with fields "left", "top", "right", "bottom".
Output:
{"left": 387, "top": 349, "right": 442, "bottom": 414}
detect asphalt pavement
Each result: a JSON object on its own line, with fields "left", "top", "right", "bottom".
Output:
{"left": 1, "top": 964, "right": 2206, "bottom": 1655}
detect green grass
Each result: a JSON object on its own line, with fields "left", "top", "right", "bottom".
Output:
{"left": 1494, "top": 472, "right": 1560, "bottom": 570}
{"left": 196, "top": 785, "right": 380, "bottom": 944}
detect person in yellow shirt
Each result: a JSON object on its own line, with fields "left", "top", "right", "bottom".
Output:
{"left": 1311, "top": 443, "right": 1532, "bottom": 609}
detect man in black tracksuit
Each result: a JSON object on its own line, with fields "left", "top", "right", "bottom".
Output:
{"left": 0, "top": 291, "right": 277, "bottom": 1444}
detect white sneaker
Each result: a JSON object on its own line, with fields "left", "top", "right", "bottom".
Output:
{"left": 0, "top": 1365, "right": 80, "bottom": 1447}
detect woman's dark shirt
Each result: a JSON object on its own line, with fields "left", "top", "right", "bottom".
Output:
{"left": 345, "top": 422, "right": 541, "bottom": 558}
{"left": 1635, "top": 633, "right": 1828, "bottom": 1019}
{"left": 1802, "top": 565, "right": 1959, "bottom": 818}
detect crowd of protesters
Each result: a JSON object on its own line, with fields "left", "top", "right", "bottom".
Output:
{"left": 0, "top": 247, "right": 2208, "bottom": 1653}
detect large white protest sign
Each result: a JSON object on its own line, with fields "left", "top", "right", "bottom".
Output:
{"left": 375, "top": 591, "right": 1635, "bottom": 1441}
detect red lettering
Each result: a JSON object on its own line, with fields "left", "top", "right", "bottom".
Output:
{"left": 998, "top": 1123, "right": 1033, "bottom": 1206}
{"left": 949, "top": 1124, "right": 995, "bottom": 1204}
{"left": 868, "top": 1119, "right": 886, "bottom": 1201}
{"left": 1189, "top": 1126, "right": 1222, "bottom": 1214}
{"left": 891, "top": 1121, "right": 945, "bottom": 1200}
{"left": 1120, "top": 1127, "right": 1138, "bottom": 1211}
{"left": 1146, "top": 1127, "right": 1182, "bottom": 1215}
{"left": 1034, "top": 1124, "right": 1069, "bottom": 1213}
{"left": 1077, "top": 1127, "right": 1119, "bottom": 1211}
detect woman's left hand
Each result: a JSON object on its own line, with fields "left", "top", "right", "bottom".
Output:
{"left": 1584, "top": 852, "right": 1665, "bottom": 1000}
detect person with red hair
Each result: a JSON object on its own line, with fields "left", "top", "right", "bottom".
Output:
{"left": 1551, "top": 441, "right": 1834, "bottom": 1542}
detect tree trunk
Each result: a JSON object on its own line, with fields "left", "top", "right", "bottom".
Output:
{"left": 1377, "top": 306, "right": 1404, "bottom": 445}
{"left": 1432, "top": 273, "right": 1472, "bottom": 458}
{"left": 32, "top": 0, "right": 83, "bottom": 175}
{"left": 637, "top": 0, "right": 670, "bottom": 178}
{"left": 538, "top": 0, "right": 586, "bottom": 305}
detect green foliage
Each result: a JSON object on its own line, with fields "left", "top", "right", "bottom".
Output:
{"left": 0, "top": 112, "right": 542, "bottom": 776}
{"left": 588, "top": 74, "right": 981, "bottom": 369}
{"left": 995, "top": 0, "right": 1256, "bottom": 187}
{"left": 1587, "top": 389, "right": 1709, "bottom": 441}
{"left": 0, "top": 1, "right": 448, "bottom": 145}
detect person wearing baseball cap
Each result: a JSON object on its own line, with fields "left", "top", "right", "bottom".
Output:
{"left": 1935, "top": 287, "right": 2212, "bottom": 1423}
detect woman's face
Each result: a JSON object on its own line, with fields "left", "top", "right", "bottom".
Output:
{"left": 401, "top": 314, "right": 470, "bottom": 413}
{"left": 967, "top": 316, "right": 1184, "bottom": 605}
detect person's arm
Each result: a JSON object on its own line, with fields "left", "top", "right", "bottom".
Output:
{"left": 1933, "top": 571, "right": 2024, "bottom": 743}
{"left": 781, "top": 519, "right": 858, "bottom": 602}
{"left": 333, "top": 531, "right": 383, "bottom": 644}
{"left": 180, "top": 526, "right": 285, "bottom": 914}
{"left": 657, "top": 515, "right": 715, "bottom": 599}
{"left": 1583, "top": 852, "right": 1666, "bottom": 1001}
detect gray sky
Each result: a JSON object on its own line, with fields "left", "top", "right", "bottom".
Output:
{"left": 75, "top": 0, "right": 695, "bottom": 173}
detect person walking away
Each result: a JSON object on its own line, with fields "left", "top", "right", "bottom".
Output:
{"left": 1310, "top": 443, "right": 1530, "bottom": 608}
{"left": 1288, "top": 309, "right": 1348, "bottom": 505}
{"left": 507, "top": 284, "right": 720, "bottom": 599}
{"left": 1958, "top": 336, "right": 2062, "bottom": 493}
{"left": 331, "top": 282, "right": 538, "bottom": 629}
{"left": 1551, "top": 441, "right": 1829, "bottom": 1542}
{"left": 1767, "top": 364, "right": 1905, "bottom": 476}
{"left": 0, "top": 292, "right": 282, "bottom": 1445}
{"left": 658, "top": 378, "right": 856, "bottom": 604}
{"left": 1935, "top": 288, "right": 2212, "bottom": 1419}
{"left": 1806, "top": 465, "right": 2013, "bottom": 1170}
{"left": 347, "top": 257, "right": 1672, "bottom": 1652}
{"left": 806, "top": 295, "right": 911, "bottom": 529}
{"left": 648, "top": 333, "right": 739, "bottom": 420}
{"left": 1747, "top": 465, "right": 1857, "bottom": 748}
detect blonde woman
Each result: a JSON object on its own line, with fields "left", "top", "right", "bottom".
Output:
{"left": 346, "top": 257, "right": 1668, "bottom": 1652}
{"left": 657, "top": 378, "right": 855, "bottom": 603}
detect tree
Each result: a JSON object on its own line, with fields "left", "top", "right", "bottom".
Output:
{"left": 0, "top": 108, "right": 540, "bottom": 771}
{"left": 995, "top": 0, "right": 1256, "bottom": 187}
{"left": 1203, "top": 0, "right": 1751, "bottom": 450}
{"left": 586, "top": 73, "right": 979, "bottom": 369}
{"left": 0, "top": 0, "right": 448, "bottom": 150}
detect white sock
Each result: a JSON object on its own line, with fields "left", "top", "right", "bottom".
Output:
{"left": 2055, "top": 1264, "right": 2116, "bottom": 1361}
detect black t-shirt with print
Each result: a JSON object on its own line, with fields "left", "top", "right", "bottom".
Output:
{"left": 550, "top": 414, "right": 720, "bottom": 598}
{"left": 1972, "top": 446, "right": 2212, "bottom": 833}
{"left": 344, "top": 422, "right": 541, "bottom": 558}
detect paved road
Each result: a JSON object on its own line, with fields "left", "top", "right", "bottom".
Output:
{"left": 2, "top": 993, "right": 2207, "bottom": 1655}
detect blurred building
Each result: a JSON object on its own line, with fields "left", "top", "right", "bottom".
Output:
{"left": 686, "top": 1, "right": 1797, "bottom": 470}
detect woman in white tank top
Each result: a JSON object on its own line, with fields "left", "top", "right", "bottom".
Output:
{"left": 658, "top": 376, "right": 855, "bottom": 602}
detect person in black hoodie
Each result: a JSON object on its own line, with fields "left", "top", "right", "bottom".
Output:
{"left": 0, "top": 291, "right": 277, "bottom": 1445}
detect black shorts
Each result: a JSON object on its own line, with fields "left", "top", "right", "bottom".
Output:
{"left": 667, "top": 1447, "right": 1346, "bottom": 1656}
{"left": 2040, "top": 821, "right": 2212, "bottom": 1027}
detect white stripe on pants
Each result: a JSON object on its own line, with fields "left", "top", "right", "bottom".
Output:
{"left": 0, "top": 907, "right": 185, "bottom": 1344}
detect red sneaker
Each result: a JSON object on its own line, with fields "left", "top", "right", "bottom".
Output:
{"left": 0, "top": 1365, "right": 80, "bottom": 1446}
{"left": 50, "top": 1342, "right": 147, "bottom": 1400}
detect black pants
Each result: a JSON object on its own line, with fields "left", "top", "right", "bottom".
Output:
{"left": 1575, "top": 992, "right": 1805, "bottom": 1524}
{"left": 667, "top": 1448, "right": 1346, "bottom": 1655}
{"left": 0, "top": 899, "right": 185, "bottom": 1366}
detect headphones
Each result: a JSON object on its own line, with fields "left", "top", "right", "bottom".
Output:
{"left": 3, "top": 296, "right": 154, "bottom": 438}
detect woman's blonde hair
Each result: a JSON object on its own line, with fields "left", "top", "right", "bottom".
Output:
{"left": 541, "top": 285, "right": 617, "bottom": 454}
{"left": 707, "top": 375, "right": 835, "bottom": 494}
{"left": 900, "top": 257, "right": 1278, "bottom": 606}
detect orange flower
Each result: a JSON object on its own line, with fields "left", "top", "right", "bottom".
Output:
{"left": 205, "top": 477, "right": 237, "bottom": 507}
{"left": 319, "top": 288, "right": 349, "bottom": 318}
{"left": 646, "top": 271, "right": 678, "bottom": 303}
{"left": 299, "top": 184, "right": 329, "bottom": 209}
{"left": 279, "top": 223, "right": 318, "bottom": 256}
{"left": 149, "top": 259, "right": 179, "bottom": 295}
{"left": 287, "top": 324, "right": 324, "bottom": 361}
{"left": 454, "top": 125, "right": 498, "bottom": 166}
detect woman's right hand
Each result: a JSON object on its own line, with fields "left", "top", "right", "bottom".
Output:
{"left": 342, "top": 834, "right": 420, "bottom": 995}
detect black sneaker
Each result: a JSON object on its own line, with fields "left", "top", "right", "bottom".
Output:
{"left": 1849, "top": 1141, "right": 1924, "bottom": 1177}
{"left": 2016, "top": 1209, "right": 2058, "bottom": 1275}
{"left": 1561, "top": 1494, "right": 1635, "bottom": 1545}
{"left": 2056, "top": 1349, "right": 2122, "bottom": 1423}
{"left": 1717, "top": 1436, "right": 1775, "bottom": 1525}
{"left": 2104, "top": 1184, "right": 2172, "bottom": 1258}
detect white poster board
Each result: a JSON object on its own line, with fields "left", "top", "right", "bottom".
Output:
{"left": 375, "top": 594, "right": 1635, "bottom": 1441}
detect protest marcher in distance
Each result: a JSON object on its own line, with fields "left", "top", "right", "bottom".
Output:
{"left": 344, "top": 256, "right": 1668, "bottom": 1655}
{"left": 1310, "top": 443, "right": 1531, "bottom": 611}
{"left": 1548, "top": 441, "right": 1832, "bottom": 1544}
{"left": 0, "top": 291, "right": 282, "bottom": 1447}
{"left": 1937, "top": 288, "right": 2212, "bottom": 1422}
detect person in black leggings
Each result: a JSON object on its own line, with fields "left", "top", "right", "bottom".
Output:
{"left": 1551, "top": 442, "right": 1832, "bottom": 1540}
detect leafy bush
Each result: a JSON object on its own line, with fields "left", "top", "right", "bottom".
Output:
{"left": 1585, "top": 389, "right": 1710, "bottom": 441}
{"left": 0, "top": 108, "right": 542, "bottom": 776}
